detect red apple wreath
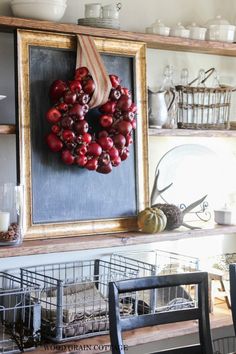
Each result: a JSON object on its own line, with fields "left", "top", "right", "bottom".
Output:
{"left": 45, "top": 67, "right": 137, "bottom": 174}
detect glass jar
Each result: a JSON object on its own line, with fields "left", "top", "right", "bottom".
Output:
{"left": 0, "top": 183, "right": 23, "bottom": 246}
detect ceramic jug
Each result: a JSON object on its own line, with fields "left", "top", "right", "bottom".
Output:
{"left": 148, "top": 89, "right": 176, "bottom": 128}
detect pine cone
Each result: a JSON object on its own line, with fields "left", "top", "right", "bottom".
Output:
{"left": 153, "top": 204, "right": 183, "bottom": 230}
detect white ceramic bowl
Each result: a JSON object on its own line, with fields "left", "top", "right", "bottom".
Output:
{"left": 11, "top": 0, "right": 67, "bottom": 21}
{"left": 154, "top": 26, "right": 170, "bottom": 36}
{"left": 169, "top": 28, "right": 190, "bottom": 38}
{"left": 169, "top": 23, "right": 190, "bottom": 38}
{"left": 189, "top": 27, "right": 207, "bottom": 40}
{"left": 207, "top": 27, "right": 235, "bottom": 42}
{"left": 214, "top": 209, "right": 236, "bottom": 225}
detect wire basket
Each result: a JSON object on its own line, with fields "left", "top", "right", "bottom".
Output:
{"left": 0, "top": 272, "right": 41, "bottom": 353}
{"left": 111, "top": 250, "right": 199, "bottom": 314}
{"left": 21, "top": 257, "right": 154, "bottom": 343}
{"left": 213, "top": 336, "right": 236, "bottom": 354}
{"left": 176, "top": 68, "right": 235, "bottom": 130}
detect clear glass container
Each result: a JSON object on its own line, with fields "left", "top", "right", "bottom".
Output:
{"left": 0, "top": 183, "right": 23, "bottom": 246}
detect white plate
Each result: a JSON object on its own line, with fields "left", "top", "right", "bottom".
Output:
{"left": 154, "top": 144, "right": 224, "bottom": 209}
{"left": 78, "top": 18, "right": 120, "bottom": 29}
{"left": 0, "top": 95, "right": 6, "bottom": 100}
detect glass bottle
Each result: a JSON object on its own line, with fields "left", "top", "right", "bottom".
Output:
{"left": 0, "top": 183, "right": 23, "bottom": 246}
{"left": 161, "top": 65, "right": 178, "bottom": 129}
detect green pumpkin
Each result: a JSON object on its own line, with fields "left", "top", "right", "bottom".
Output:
{"left": 137, "top": 207, "right": 167, "bottom": 233}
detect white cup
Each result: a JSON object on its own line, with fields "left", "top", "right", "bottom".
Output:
{"left": 84, "top": 3, "right": 102, "bottom": 18}
{"left": 102, "top": 3, "right": 121, "bottom": 20}
{"left": 0, "top": 211, "right": 10, "bottom": 232}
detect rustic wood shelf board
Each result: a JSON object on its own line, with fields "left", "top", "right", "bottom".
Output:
{"left": 2, "top": 224, "right": 236, "bottom": 258}
{"left": 149, "top": 128, "right": 236, "bottom": 137}
{"left": 0, "top": 124, "right": 16, "bottom": 134}
{"left": 1, "top": 16, "right": 236, "bottom": 56}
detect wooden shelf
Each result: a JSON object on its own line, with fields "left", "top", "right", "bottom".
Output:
{"left": 0, "top": 124, "right": 16, "bottom": 134}
{"left": 28, "top": 304, "right": 232, "bottom": 353}
{"left": 149, "top": 127, "right": 236, "bottom": 137}
{"left": 2, "top": 224, "right": 236, "bottom": 258}
{"left": 1, "top": 15, "right": 236, "bottom": 57}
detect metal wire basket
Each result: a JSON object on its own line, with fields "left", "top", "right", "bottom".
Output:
{"left": 21, "top": 257, "right": 154, "bottom": 343}
{"left": 175, "top": 68, "right": 235, "bottom": 130}
{"left": 213, "top": 336, "right": 236, "bottom": 354}
{"left": 0, "top": 272, "right": 41, "bottom": 353}
{"left": 111, "top": 250, "right": 199, "bottom": 314}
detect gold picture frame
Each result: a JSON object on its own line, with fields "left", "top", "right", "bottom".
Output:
{"left": 17, "top": 29, "right": 148, "bottom": 240}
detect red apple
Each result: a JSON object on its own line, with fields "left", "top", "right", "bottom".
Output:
{"left": 132, "top": 119, "right": 137, "bottom": 129}
{"left": 51, "top": 125, "right": 60, "bottom": 134}
{"left": 62, "top": 149, "right": 75, "bottom": 165}
{"left": 46, "top": 108, "right": 61, "bottom": 124}
{"left": 74, "top": 120, "right": 89, "bottom": 134}
{"left": 98, "top": 136, "right": 113, "bottom": 151}
{"left": 116, "top": 120, "right": 133, "bottom": 135}
{"left": 99, "top": 101, "right": 116, "bottom": 114}
{"left": 117, "top": 94, "right": 132, "bottom": 111}
{"left": 129, "top": 103, "right": 137, "bottom": 113}
{"left": 85, "top": 157, "right": 98, "bottom": 171}
{"left": 98, "top": 130, "right": 109, "bottom": 138}
{"left": 126, "top": 134, "right": 133, "bottom": 146}
{"left": 87, "top": 142, "right": 102, "bottom": 157}
{"left": 69, "top": 80, "right": 82, "bottom": 93}
{"left": 75, "top": 67, "right": 89, "bottom": 80}
{"left": 121, "top": 87, "right": 131, "bottom": 97}
{"left": 62, "top": 130, "right": 75, "bottom": 142}
{"left": 120, "top": 147, "right": 130, "bottom": 161}
{"left": 49, "top": 80, "right": 67, "bottom": 103}
{"left": 111, "top": 155, "right": 121, "bottom": 167}
{"left": 69, "top": 103, "right": 85, "bottom": 119}
{"left": 109, "top": 75, "right": 120, "bottom": 88}
{"left": 112, "top": 134, "right": 126, "bottom": 149}
{"left": 83, "top": 78, "right": 95, "bottom": 95}
{"left": 99, "top": 114, "right": 113, "bottom": 128}
{"left": 77, "top": 93, "right": 90, "bottom": 105}
{"left": 61, "top": 116, "right": 74, "bottom": 129}
{"left": 109, "top": 146, "right": 119, "bottom": 159}
{"left": 76, "top": 145, "right": 87, "bottom": 156}
{"left": 81, "top": 133, "right": 92, "bottom": 145}
{"left": 123, "top": 111, "right": 135, "bottom": 122}
{"left": 97, "top": 162, "right": 113, "bottom": 174}
{"left": 57, "top": 102, "right": 68, "bottom": 113}
{"left": 75, "top": 155, "right": 88, "bottom": 167}
{"left": 109, "top": 89, "right": 121, "bottom": 101}
{"left": 46, "top": 133, "right": 63, "bottom": 152}
{"left": 64, "top": 91, "right": 77, "bottom": 105}
{"left": 99, "top": 152, "right": 111, "bottom": 166}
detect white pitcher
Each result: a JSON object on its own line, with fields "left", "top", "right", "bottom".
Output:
{"left": 148, "top": 88, "right": 176, "bottom": 129}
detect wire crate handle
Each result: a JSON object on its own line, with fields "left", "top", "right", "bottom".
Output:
{"left": 188, "top": 68, "right": 216, "bottom": 86}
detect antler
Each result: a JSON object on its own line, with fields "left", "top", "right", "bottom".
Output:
{"left": 150, "top": 169, "right": 173, "bottom": 206}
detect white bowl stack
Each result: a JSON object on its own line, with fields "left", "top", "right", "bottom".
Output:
{"left": 10, "top": 0, "right": 67, "bottom": 22}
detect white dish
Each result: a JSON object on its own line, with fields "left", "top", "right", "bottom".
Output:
{"left": 207, "top": 28, "right": 235, "bottom": 42}
{"left": 187, "top": 23, "right": 206, "bottom": 40}
{"left": 169, "top": 23, "right": 190, "bottom": 38}
{"left": 0, "top": 95, "right": 6, "bottom": 100}
{"left": 78, "top": 18, "right": 120, "bottom": 29}
{"left": 214, "top": 209, "right": 236, "bottom": 225}
{"left": 154, "top": 144, "right": 222, "bottom": 208}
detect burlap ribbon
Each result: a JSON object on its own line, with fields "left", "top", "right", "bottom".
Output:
{"left": 76, "top": 35, "right": 112, "bottom": 109}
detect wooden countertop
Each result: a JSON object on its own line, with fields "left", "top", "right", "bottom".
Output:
{"left": 30, "top": 304, "right": 232, "bottom": 354}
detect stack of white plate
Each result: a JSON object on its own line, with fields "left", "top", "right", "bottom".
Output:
{"left": 78, "top": 18, "right": 120, "bottom": 30}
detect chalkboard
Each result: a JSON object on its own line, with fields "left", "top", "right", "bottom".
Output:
{"left": 29, "top": 46, "right": 137, "bottom": 224}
